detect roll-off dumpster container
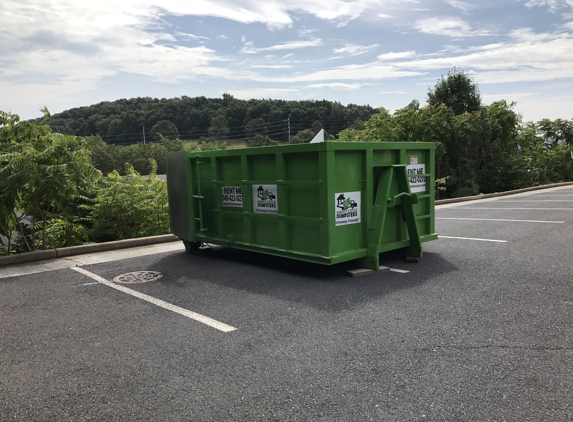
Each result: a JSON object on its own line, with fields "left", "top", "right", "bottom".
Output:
{"left": 166, "top": 142, "right": 437, "bottom": 270}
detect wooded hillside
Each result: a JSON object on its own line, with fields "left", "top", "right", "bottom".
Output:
{"left": 39, "top": 95, "right": 377, "bottom": 144}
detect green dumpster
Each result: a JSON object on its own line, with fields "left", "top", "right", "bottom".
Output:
{"left": 166, "top": 142, "right": 437, "bottom": 270}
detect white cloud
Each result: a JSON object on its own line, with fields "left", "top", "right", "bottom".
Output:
{"left": 333, "top": 44, "right": 379, "bottom": 56}
{"left": 252, "top": 64, "right": 293, "bottom": 68}
{"left": 306, "top": 82, "right": 362, "bottom": 89}
{"left": 175, "top": 32, "right": 210, "bottom": 40}
{"left": 446, "top": 0, "right": 475, "bottom": 13}
{"left": 377, "top": 51, "right": 416, "bottom": 60}
{"left": 415, "top": 17, "right": 493, "bottom": 37}
{"left": 521, "top": 0, "right": 570, "bottom": 12}
{"left": 240, "top": 39, "right": 323, "bottom": 54}
{"left": 298, "top": 28, "right": 319, "bottom": 37}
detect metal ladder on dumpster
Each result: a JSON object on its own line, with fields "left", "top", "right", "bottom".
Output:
{"left": 362, "top": 164, "right": 422, "bottom": 270}
{"left": 192, "top": 158, "right": 207, "bottom": 242}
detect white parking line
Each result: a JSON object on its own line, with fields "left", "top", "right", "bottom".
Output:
{"left": 71, "top": 267, "right": 237, "bottom": 333}
{"left": 389, "top": 268, "right": 410, "bottom": 274}
{"left": 436, "top": 218, "right": 564, "bottom": 223}
{"left": 455, "top": 207, "right": 573, "bottom": 211}
{"left": 439, "top": 236, "right": 507, "bottom": 243}
{"left": 494, "top": 200, "right": 573, "bottom": 202}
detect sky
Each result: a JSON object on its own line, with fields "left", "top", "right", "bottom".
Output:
{"left": 1, "top": 0, "right": 573, "bottom": 123}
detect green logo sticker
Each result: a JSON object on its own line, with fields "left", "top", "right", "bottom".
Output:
{"left": 335, "top": 192, "right": 361, "bottom": 226}
{"left": 252, "top": 184, "right": 278, "bottom": 214}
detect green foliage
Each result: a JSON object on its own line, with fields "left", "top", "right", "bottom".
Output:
{"left": 34, "top": 95, "right": 378, "bottom": 144}
{"left": 86, "top": 136, "right": 183, "bottom": 175}
{"left": 1, "top": 110, "right": 174, "bottom": 255}
{"left": 186, "top": 139, "right": 228, "bottom": 151}
{"left": 290, "top": 129, "right": 316, "bottom": 144}
{"left": 150, "top": 120, "right": 179, "bottom": 141}
{"left": 85, "top": 160, "right": 169, "bottom": 242}
{"left": 427, "top": 67, "right": 482, "bottom": 115}
{"left": 0, "top": 110, "right": 99, "bottom": 252}
{"left": 334, "top": 96, "right": 572, "bottom": 198}
{"left": 245, "top": 118, "right": 268, "bottom": 138}
{"left": 208, "top": 114, "right": 230, "bottom": 140}
{"left": 246, "top": 134, "right": 278, "bottom": 147}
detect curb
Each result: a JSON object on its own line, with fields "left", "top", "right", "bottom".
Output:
{"left": 2, "top": 181, "right": 573, "bottom": 269}
{"left": 435, "top": 181, "right": 573, "bottom": 205}
{"left": 0, "top": 234, "right": 178, "bottom": 268}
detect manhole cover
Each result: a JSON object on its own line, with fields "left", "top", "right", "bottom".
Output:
{"left": 113, "top": 271, "right": 163, "bottom": 284}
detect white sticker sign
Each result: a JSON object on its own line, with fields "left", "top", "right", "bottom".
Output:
{"left": 252, "top": 184, "right": 278, "bottom": 214}
{"left": 335, "top": 191, "right": 361, "bottom": 226}
{"left": 407, "top": 164, "right": 426, "bottom": 193}
{"left": 221, "top": 186, "right": 243, "bottom": 207}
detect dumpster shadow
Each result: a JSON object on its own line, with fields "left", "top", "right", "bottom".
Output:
{"left": 153, "top": 246, "right": 458, "bottom": 312}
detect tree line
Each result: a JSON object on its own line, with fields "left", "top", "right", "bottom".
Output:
{"left": 338, "top": 68, "right": 573, "bottom": 197}
{"left": 37, "top": 95, "right": 377, "bottom": 145}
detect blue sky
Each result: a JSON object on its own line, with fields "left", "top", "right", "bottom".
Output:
{"left": 1, "top": 0, "right": 572, "bottom": 123}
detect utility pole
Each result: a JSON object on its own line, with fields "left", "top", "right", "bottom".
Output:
{"left": 288, "top": 114, "right": 291, "bottom": 144}
{"left": 143, "top": 126, "right": 146, "bottom": 144}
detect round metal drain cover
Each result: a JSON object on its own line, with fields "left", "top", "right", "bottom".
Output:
{"left": 113, "top": 271, "right": 163, "bottom": 284}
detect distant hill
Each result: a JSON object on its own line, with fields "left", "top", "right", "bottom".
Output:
{"left": 36, "top": 94, "right": 378, "bottom": 145}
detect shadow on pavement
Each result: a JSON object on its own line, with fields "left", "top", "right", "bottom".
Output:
{"left": 147, "top": 245, "right": 458, "bottom": 312}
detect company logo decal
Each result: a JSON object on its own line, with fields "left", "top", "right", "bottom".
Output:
{"left": 335, "top": 191, "right": 361, "bottom": 226}
{"left": 252, "top": 184, "right": 278, "bottom": 214}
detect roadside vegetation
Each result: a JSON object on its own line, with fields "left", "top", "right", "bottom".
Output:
{"left": 2, "top": 68, "right": 572, "bottom": 255}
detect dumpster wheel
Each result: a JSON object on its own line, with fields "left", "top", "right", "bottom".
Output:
{"left": 183, "top": 240, "right": 202, "bottom": 252}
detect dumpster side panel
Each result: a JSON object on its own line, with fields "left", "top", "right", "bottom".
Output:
{"left": 166, "top": 151, "right": 193, "bottom": 241}
{"left": 331, "top": 150, "right": 367, "bottom": 256}
{"left": 284, "top": 151, "right": 323, "bottom": 255}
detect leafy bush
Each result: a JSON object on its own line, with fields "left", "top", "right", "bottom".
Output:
{"left": 84, "top": 160, "right": 169, "bottom": 242}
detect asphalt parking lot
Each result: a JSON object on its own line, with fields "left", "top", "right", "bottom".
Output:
{"left": 1, "top": 186, "right": 573, "bottom": 421}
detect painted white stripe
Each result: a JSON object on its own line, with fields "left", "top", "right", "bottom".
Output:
{"left": 495, "top": 200, "right": 573, "bottom": 202}
{"left": 439, "top": 235, "right": 507, "bottom": 243}
{"left": 530, "top": 195, "right": 573, "bottom": 197}
{"left": 436, "top": 217, "right": 564, "bottom": 223}
{"left": 389, "top": 268, "right": 410, "bottom": 274}
{"left": 456, "top": 207, "right": 573, "bottom": 211}
{"left": 71, "top": 267, "right": 237, "bottom": 333}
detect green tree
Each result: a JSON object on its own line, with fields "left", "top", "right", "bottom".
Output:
{"left": 0, "top": 110, "right": 99, "bottom": 251}
{"left": 290, "top": 129, "right": 316, "bottom": 144}
{"left": 427, "top": 67, "right": 482, "bottom": 115}
{"left": 246, "top": 134, "right": 278, "bottom": 148}
{"left": 85, "top": 160, "right": 169, "bottom": 241}
{"left": 245, "top": 118, "right": 268, "bottom": 138}
{"left": 208, "top": 114, "right": 229, "bottom": 140}
{"left": 150, "top": 120, "right": 179, "bottom": 141}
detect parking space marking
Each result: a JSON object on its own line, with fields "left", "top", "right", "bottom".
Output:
{"left": 71, "top": 267, "right": 237, "bottom": 333}
{"left": 436, "top": 218, "right": 564, "bottom": 224}
{"left": 389, "top": 268, "right": 410, "bottom": 274}
{"left": 439, "top": 236, "right": 507, "bottom": 243}
{"left": 454, "top": 207, "right": 573, "bottom": 211}
{"left": 493, "top": 200, "right": 573, "bottom": 202}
